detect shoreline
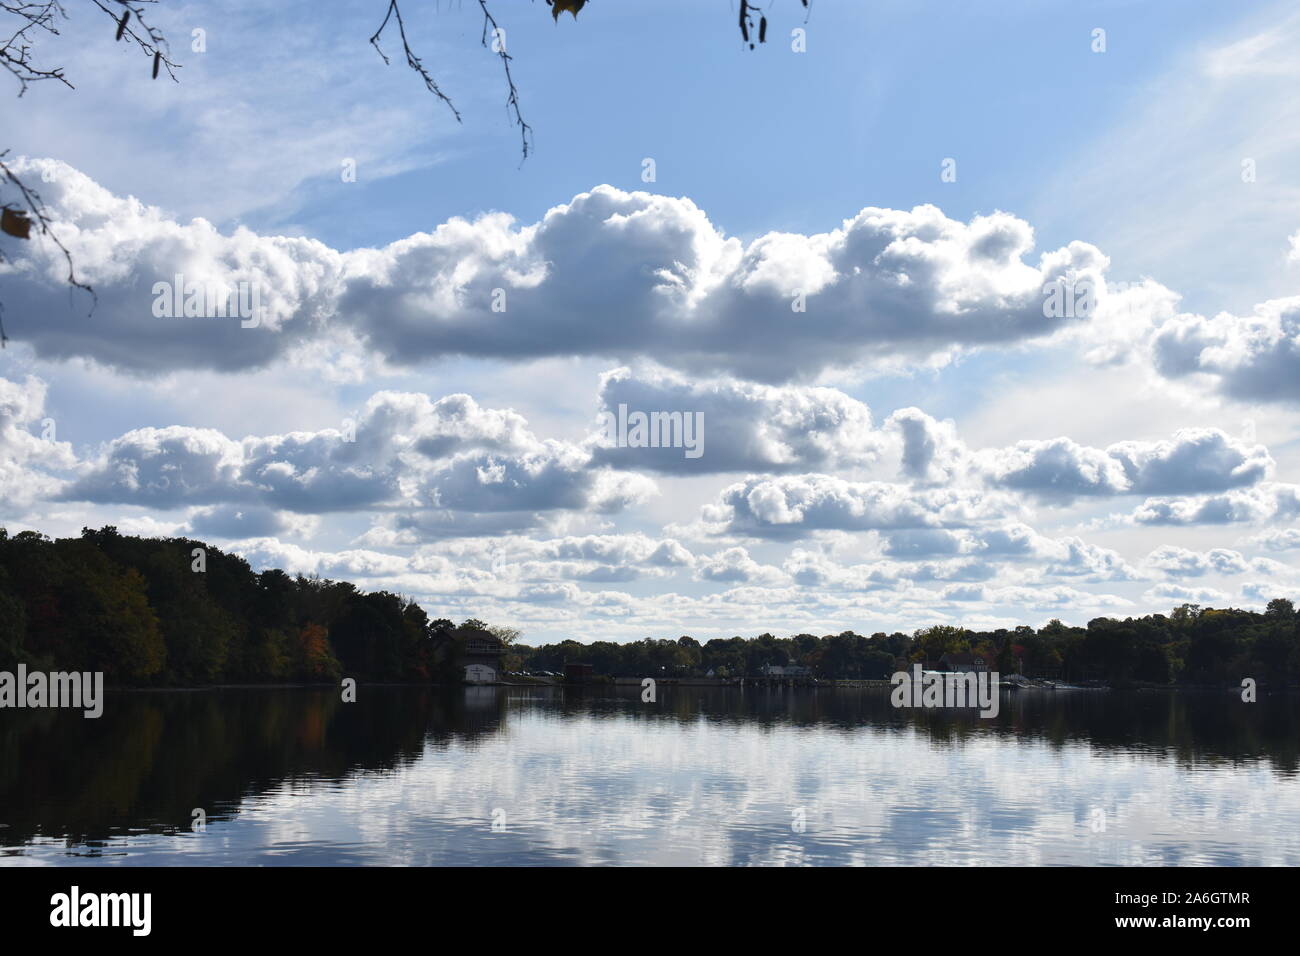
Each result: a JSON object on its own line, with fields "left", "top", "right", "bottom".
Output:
{"left": 95, "top": 678, "right": 1276, "bottom": 693}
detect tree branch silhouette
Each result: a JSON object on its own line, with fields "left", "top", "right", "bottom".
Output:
{"left": 89, "top": 0, "right": 180, "bottom": 82}
{"left": 0, "top": 2, "right": 172, "bottom": 343}
{"left": 1, "top": 0, "right": 73, "bottom": 94}
{"left": 369, "top": 0, "right": 462, "bottom": 123}
{"left": 478, "top": 0, "right": 532, "bottom": 162}
{"left": 2, "top": 0, "right": 813, "bottom": 346}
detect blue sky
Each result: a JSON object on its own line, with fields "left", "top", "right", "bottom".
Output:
{"left": 11, "top": 1, "right": 1255, "bottom": 263}
{"left": 3, "top": 0, "right": 1299, "bottom": 643}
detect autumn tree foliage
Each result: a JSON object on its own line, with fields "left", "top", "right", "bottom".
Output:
{"left": 0, "top": 529, "right": 165, "bottom": 680}
{"left": 0, "top": 526, "right": 470, "bottom": 686}
{"left": 3, "top": 527, "right": 1294, "bottom": 688}
{"left": 296, "top": 623, "right": 341, "bottom": 682}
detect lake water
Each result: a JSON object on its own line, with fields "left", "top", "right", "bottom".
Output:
{"left": 2, "top": 685, "right": 1297, "bottom": 866}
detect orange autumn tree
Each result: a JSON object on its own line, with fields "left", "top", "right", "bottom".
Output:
{"left": 296, "top": 623, "right": 342, "bottom": 682}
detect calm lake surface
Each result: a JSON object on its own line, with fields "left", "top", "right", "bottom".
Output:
{"left": 2, "top": 685, "right": 1297, "bottom": 866}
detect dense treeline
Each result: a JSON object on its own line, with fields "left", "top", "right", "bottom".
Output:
{"left": 0, "top": 527, "right": 487, "bottom": 685}
{"left": 518, "top": 605, "right": 1300, "bottom": 687}
{"left": 1, "top": 527, "right": 1296, "bottom": 687}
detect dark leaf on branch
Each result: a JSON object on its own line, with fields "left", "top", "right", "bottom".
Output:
{"left": 549, "top": 0, "right": 587, "bottom": 21}
{"left": 1, "top": 208, "right": 32, "bottom": 239}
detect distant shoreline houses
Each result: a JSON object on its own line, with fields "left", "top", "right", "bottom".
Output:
{"left": 934, "top": 653, "right": 988, "bottom": 674}
{"left": 490, "top": 654, "right": 1009, "bottom": 685}
{"left": 462, "top": 633, "right": 505, "bottom": 683}
{"left": 441, "top": 639, "right": 1092, "bottom": 688}
{"left": 760, "top": 663, "right": 813, "bottom": 678}
{"left": 464, "top": 663, "right": 497, "bottom": 683}
{"left": 430, "top": 628, "right": 507, "bottom": 684}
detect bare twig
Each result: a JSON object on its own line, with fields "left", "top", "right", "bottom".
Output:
{"left": 0, "top": 2, "right": 169, "bottom": 343}
{"left": 370, "top": 0, "right": 463, "bottom": 123}
{"left": 478, "top": 0, "right": 531, "bottom": 163}
{"left": 1, "top": 0, "right": 74, "bottom": 95}
{"left": 370, "top": 1, "right": 533, "bottom": 162}
{"left": 90, "top": 0, "right": 179, "bottom": 81}
{"left": 0, "top": 152, "right": 96, "bottom": 332}
{"left": 2, "top": 1, "right": 178, "bottom": 97}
